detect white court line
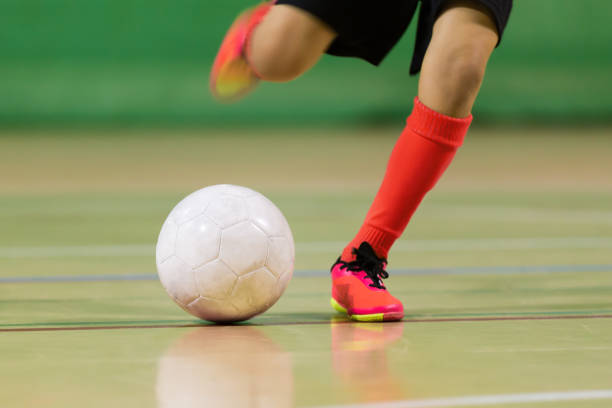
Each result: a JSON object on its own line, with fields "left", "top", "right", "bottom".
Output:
{"left": 471, "top": 346, "right": 612, "bottom": 353}
{"left": 313, "top": 390, "right": 612, "bottom": 408}
{"left": 426, "top": 204, "right": 612, "bottom": 225}
{"left": 1, "top": 237, "right": 612, "bottom": 258}
{"left": 0, "top": 244, "right": 152, "bottom": 258}
{"left": 299, "top": 237, "right": 612, "bottom": 252}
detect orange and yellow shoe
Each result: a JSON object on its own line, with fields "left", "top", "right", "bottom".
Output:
{"left": 331, "top": 242, "right": 404, "bottom": 322}
{"left": 209, "top": 1, "right": 274, "bottom": 101}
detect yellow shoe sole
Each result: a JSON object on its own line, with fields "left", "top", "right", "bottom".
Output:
{"left": 330, "top": 298, "right": 385, "bottom": 322}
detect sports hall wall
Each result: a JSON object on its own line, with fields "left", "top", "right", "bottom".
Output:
{"left": 1, "top": 0, "right": 610, "bottom": 126}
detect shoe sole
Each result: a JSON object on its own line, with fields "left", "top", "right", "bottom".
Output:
{"left": 209, "top": 5, "right": 264, "bottom": 101}
{"left": 330, "top": 298, "right": 403, "bottom": 322}
{"left": 211, "top": 57, "right": 259, "bottom": 102}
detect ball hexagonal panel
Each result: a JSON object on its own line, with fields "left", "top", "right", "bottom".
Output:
{"left": 157, "top": 255, "right": 199, "bottom": 307}
{"left": 219, "top": 222, "right": 268, "bottom": 276}
{"left": 171, "top": 188, "right": 216, "bottom": 226}
{"left": 204, "top": 194, "right": 248, "bottom": 228}
{"left": 212, "top": 184, "right": 258, "bottom": 198}
{"left": 230, "top": 267, "right": 279, "bottom": 318}
{"left": 156, "top": 217, "right": 178, "bottom": 265}
{"left": 245, "top": 194, "right": 291, "bottom": 238}
{"left": 194, "top": 260, "right": 238, "bottom": 300}
{"left": 187, "top": 296, "right": 242, "bottom": 322}
{"left": 175, "top": 214, "right": 221, "bottom": 269}
{"left": 277, "top": 263, "right": 293, "bottom": 299}
{"left": 265, "top": 236, "right": 294, "bottom": 278}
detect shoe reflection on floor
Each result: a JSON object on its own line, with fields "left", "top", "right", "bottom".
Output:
{"left": 156, "top": 326, "right": 293, "bottom": 408}
{"left": 331, "top": 318, "right": 407, "bottom": 402}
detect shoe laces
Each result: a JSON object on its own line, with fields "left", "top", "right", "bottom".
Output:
{"left": 335, "top": 242, "right": 389, "bottom": 289}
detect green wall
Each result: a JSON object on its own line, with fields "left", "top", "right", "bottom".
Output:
{"left": 1, "top": 0, "right": 610, "bottom": 125}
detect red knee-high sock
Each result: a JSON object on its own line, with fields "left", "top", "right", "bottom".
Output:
{"left": 342, "top": 97, "right": 472, "bottom": 261}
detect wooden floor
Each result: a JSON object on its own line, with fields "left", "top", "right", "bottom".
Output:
{"left": 1, "top": 127, "right": 612, "bottom": 407}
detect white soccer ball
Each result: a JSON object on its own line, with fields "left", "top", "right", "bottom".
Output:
{"left": 156, "top": 185, "right": 294, "bottom": 323}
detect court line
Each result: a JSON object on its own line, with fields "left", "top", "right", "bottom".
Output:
{"left": 313, "top": 389, "right": 612, "bottom": 408}
{"left": 1, "top": 236, "right": 612, "bottom": 258}
{"left": 2, "top": 263, "right": 611, "bottom": 284}
{"left": 3, "top": 309, "right": 611, "bottom": 330}
{"left": 427, "top": 204, "right": 612, "bottom": 225}
{"left": 0, "top": 273, "right": 157, "bottom": 283}
{"left": 471, "top": 345, "right": 612, "bottom": 353}
{"left": 0, "top": 244, "right": 151, "bottom": 258}
{"left": 295, "top": 264, "right": 612, "bottom": 277}
{"left": 301, "top": 237, "right": 612, "bottom": 252}
{"left": 402, "top": 314, "right": 612, "bottom": 323}
{"left": 0, "top": 323, "right": 210, "bottom": 333}
{"left": 2, "top": 314, "right": 612, "bottom": 332}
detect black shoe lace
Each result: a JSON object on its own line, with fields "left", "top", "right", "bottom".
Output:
{"left": 334, "top": 242, "right": 389, "bottom": 289}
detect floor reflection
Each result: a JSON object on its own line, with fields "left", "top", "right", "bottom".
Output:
{"left": 156, "top": 326, "right": 294, "bottom": 408}
{"left": 331, "top": 319, "right": 407, "bottom": 402}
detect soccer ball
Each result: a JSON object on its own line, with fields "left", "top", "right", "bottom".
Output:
{"left": 156, "top": 184, "right": 294, "bottom": 323}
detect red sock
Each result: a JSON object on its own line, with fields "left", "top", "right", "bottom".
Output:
{"left": 342, "top": 97, "right": 472, "bottom": 261}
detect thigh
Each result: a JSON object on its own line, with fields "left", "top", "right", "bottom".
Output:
{"left": 431, "top": 0, "right": 501, "bottom": 50}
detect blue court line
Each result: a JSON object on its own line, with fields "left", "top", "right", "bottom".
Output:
{"left": 1, "top": 264, "right": 611, "bottom": 283}
{"left": 298, "top": 264, "right": 612, "bottom": 277}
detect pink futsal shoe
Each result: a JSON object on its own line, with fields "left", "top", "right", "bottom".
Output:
{"left": 210, "top": 1, "right": 274, "bottom": 101}
{"left": 331, "top": 242, "right": 404, "bottom": 322}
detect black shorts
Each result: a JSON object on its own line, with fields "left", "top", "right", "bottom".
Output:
{"left": 275, "top": 0, "right": 512, "bottom": 75}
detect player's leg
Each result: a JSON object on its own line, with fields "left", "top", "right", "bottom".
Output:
{"left": 418, "top": 1, "right": 499, "bottom": 117}
{"left": 210, "top": 2, "right": 336, "bottom": 101}
{"left": 333, "top": 1, "right": 501, "bottom": 322}
{"left": 248, "top": 5, "right": 336, "bottom": 82}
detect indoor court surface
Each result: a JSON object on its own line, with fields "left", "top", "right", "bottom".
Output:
{"left": 2, "top": 127, "right": 612, "bottom": 407}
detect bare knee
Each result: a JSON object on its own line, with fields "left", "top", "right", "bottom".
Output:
{"left": 249, "top": 30, "right": 312, "bottom": 82}
{"left": 419, "top": 44, "right": 492, "bottom": 117}
{"left": 443, "top": 49, "right": 489, "bottom": 98}
{"left": 418, "top": 2, "right": 498, "bottom": 117}
{"left": 248, "top": 5, "right": 336, "bottom": 82}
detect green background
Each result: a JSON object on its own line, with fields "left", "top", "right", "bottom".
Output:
{"left": 1, "top": 0, "right": 611, "bottom": 126}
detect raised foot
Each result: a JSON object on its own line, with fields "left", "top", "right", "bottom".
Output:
{"left": 209, "top": 2, "right": 274, "bottom": 101}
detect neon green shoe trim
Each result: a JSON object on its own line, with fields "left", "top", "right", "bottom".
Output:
{"left": 350, "top": 313, "right": 385, "bottom": 322}
{"left": 331, "top": 298, "right": 385, "bottom": 321}
{"left": 330, "top": 298, "right": 348, "bottom": 314}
